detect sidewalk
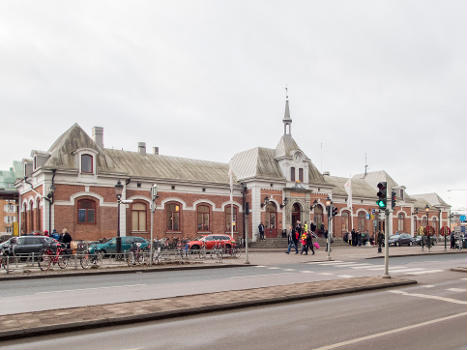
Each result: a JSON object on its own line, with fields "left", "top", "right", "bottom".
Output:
{"left": 0, "top": 276, "right": 416, "bottom": 341}
{"left": 1, "top": 245, "right": 464, "bottom": 280}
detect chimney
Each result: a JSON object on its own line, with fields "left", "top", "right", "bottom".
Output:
{"left": 153, "top": 146, "right": 159, "bottom": 155}
{"left": 92, "top": 127, "right": 104, "bottom": 148}
{"left": 138, "top": 142, "right": 146, "bottom": 155}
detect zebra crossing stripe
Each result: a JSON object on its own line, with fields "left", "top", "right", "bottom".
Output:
{"left": 390, "top": 268, "right": 424, "bottom": 273}
{"left": 446, "top": 288, "right": 465, "bottom": 292}
{"left": 309, "top": 260, "right": 344, "bottom": 265}
{"left": 408, "top": 269, "right": 443, "bottom": 275}
{"left": 350, "top": 265, "right": 378, "bottom": 269}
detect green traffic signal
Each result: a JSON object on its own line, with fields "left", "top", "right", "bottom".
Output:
{"left": 376, "top": 199, "right": 386, "bottom": 208}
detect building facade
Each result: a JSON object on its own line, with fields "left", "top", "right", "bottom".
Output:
{"left": 14, "top": 99, "right": 451, "bottom": 241}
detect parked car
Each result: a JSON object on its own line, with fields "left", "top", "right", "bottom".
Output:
{"left": 388, "top": 233, "right": 414, "bottom": 246}
{"left": 1, "top": 235, "right": 58, "bottom": 256}
{"left": 88, "top": 236, "right": 149, "bottom": 254}
{"left": 414, "top": 235, "right": 437, "bottom": 246}
{"left": 186, "top": 234, "right": 236, "bottom": 251}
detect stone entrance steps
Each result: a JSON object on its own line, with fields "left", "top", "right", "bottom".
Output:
{"left": 249, "top": 237, "right": 348, "bottom": 249}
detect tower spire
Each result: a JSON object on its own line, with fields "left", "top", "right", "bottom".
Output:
{"left": 283, "top": 86, "right": 292, "bottom": 135}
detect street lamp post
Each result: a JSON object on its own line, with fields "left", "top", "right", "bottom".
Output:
{"left": 115, "top": 180, "right": 124, "bottom": 254}
{"left": 46, "top": 183, "right": 56, "bottom": 234}
{"left": 149, "top": 184, "right": 158, "bottom": 266}
{"left": 325, "top": 196, "right": 332, "bottom": 261}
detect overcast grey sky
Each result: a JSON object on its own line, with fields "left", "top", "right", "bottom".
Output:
{"left": 0, "top": 0, "right": 465, "bottom": 210}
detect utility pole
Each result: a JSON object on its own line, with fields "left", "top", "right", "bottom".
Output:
{"left": 150, "top": 184, "right": 158, "bottom": 266}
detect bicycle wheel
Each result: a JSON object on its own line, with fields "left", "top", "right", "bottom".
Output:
{"left": 136, "top": 251, "right": 145, "bottom": 265}
{"left": 234, "top": 247, "right": 241, "bottom": 258}
{"left": 58, "top": 254, "right": 69, "bottom": 269}
{"left": 94, "top": 251, "right": 104, "bottom": 265}
{"left": 127, "top": 251, "right": 135, "bottom": 266}
{"left": 38, "top": 254, "right": 52, "bottom": 271}
{"left": 80, "top": 254, "right": 90, "bottom": 269}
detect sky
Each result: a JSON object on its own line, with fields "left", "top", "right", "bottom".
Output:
{"left": 0, "top": 0, "right": 465, "bottom": 211}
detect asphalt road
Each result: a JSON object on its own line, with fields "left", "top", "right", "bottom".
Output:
{"left": 1, "top": 271, "right": 465, "bottom": 350}
{"left": 0, "top": 254, "right": 465, "bottom": 315}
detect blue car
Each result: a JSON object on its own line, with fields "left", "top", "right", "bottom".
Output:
{"left": 88, "top": 236, "right": 148, "bottom": 254}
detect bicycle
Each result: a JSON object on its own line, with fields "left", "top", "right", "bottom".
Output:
{"left": 80, "top": 250, "right": 104, "bottom": 269}
{"left": 127, "top": 242, "right": 145, "bottom": 266}
{"left": 38, "top": 244, "right": 69, "bottom": 271}
{"left": 0, "top": 250, "right": 9, "bottom": 272}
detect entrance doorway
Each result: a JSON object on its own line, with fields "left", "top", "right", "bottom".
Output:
{"left": 291, "top": 203, "right": 301, "bottom": 228}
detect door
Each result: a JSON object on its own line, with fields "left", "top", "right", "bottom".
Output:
{"left": 291, "top": 203, "right": 301, "bottom": 228}
{"left": 265, "top": 202, "right": 278, "bottom": 237}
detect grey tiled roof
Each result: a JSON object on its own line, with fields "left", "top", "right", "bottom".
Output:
{"left": 411, "top": 193, "right": 451, "bottom": 208}
{"left": 274, "top": 134, "right": 302, "bottom": 159}
{"left": 325, "top": 175, "right": 377, "bottom": 198}
{"left": 230, "top": 147, "right": 285, "bottom": 181}
{"left": 44, "top": 124, "right": 232, "bottom": 185}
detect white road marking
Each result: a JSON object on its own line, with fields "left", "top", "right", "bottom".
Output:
{"left": 36, "top": 284, "right": 146, "bottom": 294}
{"left": 267, "top": 267, "right": 280, "bottom": 270}
{"left": 314, "top": 261, "right": 347, "bottom": 266}
{"left": 313, "top": 311, "right": 467, "bottom": 350}
{"left": 350, "top": 265, "right": 378, "bottom": 269}
{"left": 390, "top": 268, "right": 424, "bottom": 273}
{"left": 461, "top": 278, "right": 467, "bottom": 281}
{"left": 319, "top": 272, "right": 334, "bottom": 276}
{"left": 282, "top": 268, "right": 296, "bottom": 272}
{"left": 300, "top": 270, "right": 313, "bottom": 273}
{"left": 389, "top": 290, "right": 467, "bottom": 305}
{"left": 446, "top": 288, "right": 466, "bottom": 293}
{"left": 407, "top": 269, "right": 443, "bottom": 275}
{"left": 255, "top": 265, "right": 266, "bottom": 268}
{"left": 337, "top": 275, "right": 353, "bottom": 278}
{"left": 421, "top": 285, "right": 435, "bottom": 288}
{"left": 308, "top": 260, "right": 344, "bottom": 265}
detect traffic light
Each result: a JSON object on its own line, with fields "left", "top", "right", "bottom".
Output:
{"left": 332, "top": 206, "right": 338, "bottom": 217}
{"left": 376, "top": 182, "right": 387, "bottom": 209}
{"left": 391, "top": 191, "right": 396, "bottom": 209}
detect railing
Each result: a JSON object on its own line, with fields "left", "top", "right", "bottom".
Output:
{"left": 0, "top": 246, "right": 242, "bottom": 275}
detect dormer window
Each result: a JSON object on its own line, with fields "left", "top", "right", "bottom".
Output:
{"left": 291, "top": 167, "right": 296, "bottom": 182}
{"left": 81, "top": 154, "right": 93, "bottom": 173}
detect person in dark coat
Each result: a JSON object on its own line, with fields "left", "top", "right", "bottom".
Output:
{"left": 286, "top": 225, "right": 298, "bottom": 254}
{"left": 258, "top": 223, "right": 265, "bottom": 240}
{"left": 351, "top": 228, "right": 357, "bottom": 246}
{"left": 62, "top": 228, "right": 72, "bottom": 249}
{"left": 307, "top": 230, "right": 315, "bottom": 255}
{"left": 377, "top": 231, "right": 384, "bottom": 253}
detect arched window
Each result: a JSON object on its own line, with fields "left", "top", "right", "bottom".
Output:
{"left": 225, "top": 205, "right": 238, "bottom": 232}
{"left": 397, "top": 213, "right": 405, "bottom": 232}
{"left": 29, "top": 200, "right": 34, "bottom": 233}
{"left": 265, "top": 202, "right": 277, "bottom": 229}
{"left": 166, "top": 203, "right": 181, "bottom": 231}
{"left": 299, "top": 168, "right": 304, "bottom": 182}
{"left": 81, "top": 154, "right": 93, "bottom": 173}
{"left": 422, "top": 216, "right": 428, "bottom": 226}
{"left": 197, "top": 205, "right": 210, "bottom": 232}
{"left": 341, "top": 211, "right": 351, "bottom": 232}
{"left": 131, "top": 202, "right": 147, "bottom": 232}
{"left": 314, "top": 206, "right": 323, "bottom": 230}
{"left": 290, "top": 167, "right": 295, "bottom": 182}
{"left": 414, "top": 216, "right": 418, "bottom": 232}
{"left": 22, "top": 203, "right": 27, "bottom": 233}
{"left": 77, "top": 199, "right": 96, "bottom": 224}
{"left": 36, "top": 198, "right": 41, "bottom": 232}
{"left": 358, "top": 211, "right": 366, "bottom": 231}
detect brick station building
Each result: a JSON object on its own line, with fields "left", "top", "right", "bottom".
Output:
{"left": 15, "top": 98, "right": 451, "bottom": 242}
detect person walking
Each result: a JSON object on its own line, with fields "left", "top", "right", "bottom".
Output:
{"left": 286, "top": 225, "right": 298, "bottom": 254}
{"left": 450, "top": 233, "right": 456, "bottom": 249}
{"left": 351, "top": 228, "right": 356, "bottom": 246}
{"left": 307, "top": 230, "right": 315, "bottom": 255}
{"left": 300, "top": 231, "right": 308, "bottom": 255}
{"left": 357, "top": 230, "right": 362, "bottom": 246}
{"left": 377, "top": 231, "right": 384, "bottom": 253}
{"left": 258, "top": 222, "right": 265, "bottom": 241}
{"left": 62, "top": 228, "right": 72, "bottom": 249}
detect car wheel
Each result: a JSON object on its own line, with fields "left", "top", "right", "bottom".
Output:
{"left": 409, "top": 241, "right": 413, "bottom": 246}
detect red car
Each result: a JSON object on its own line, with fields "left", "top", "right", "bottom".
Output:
{"left": 186, "top": 234, "right": 236, "bottom": 251}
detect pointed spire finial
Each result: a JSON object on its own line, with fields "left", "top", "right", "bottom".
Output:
{"left": 285, "top": 85, "right": 288, "bottom": 100}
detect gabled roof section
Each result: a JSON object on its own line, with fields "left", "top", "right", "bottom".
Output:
{"left": 308, "top": 161, "right": 327, "bottom": 185}
{"left": 44, "top": 123, "right": 115, "bottom": 171}
{"left": 275, "top": 134, "right": 304, "bottom": 159}
{"left": 324, "top": 175, "right": 376, "bottom": 198}
{"left": 105, "top": 149, "right": 231, "bottom": 184}
{"left": 230, "top": 147, "right": 285, "bottom": 182}
{"left": 411, "top": 193, "right": 451, "bottom": 208}
{"left": 353, "top": 170, "right": 399, "bottom": 190}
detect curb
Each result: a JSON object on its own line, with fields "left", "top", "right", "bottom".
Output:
{"left": 450, "top": 267, "right": 467, "bottom": 273}
{"left": 0, "top": 263, "right": 252, "bottom": 281}
{"left": 0, "top": 278, "right": 416, "bottom": 341}
{"left": 366, "top": 250, "right": 466, "bottom": 259}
